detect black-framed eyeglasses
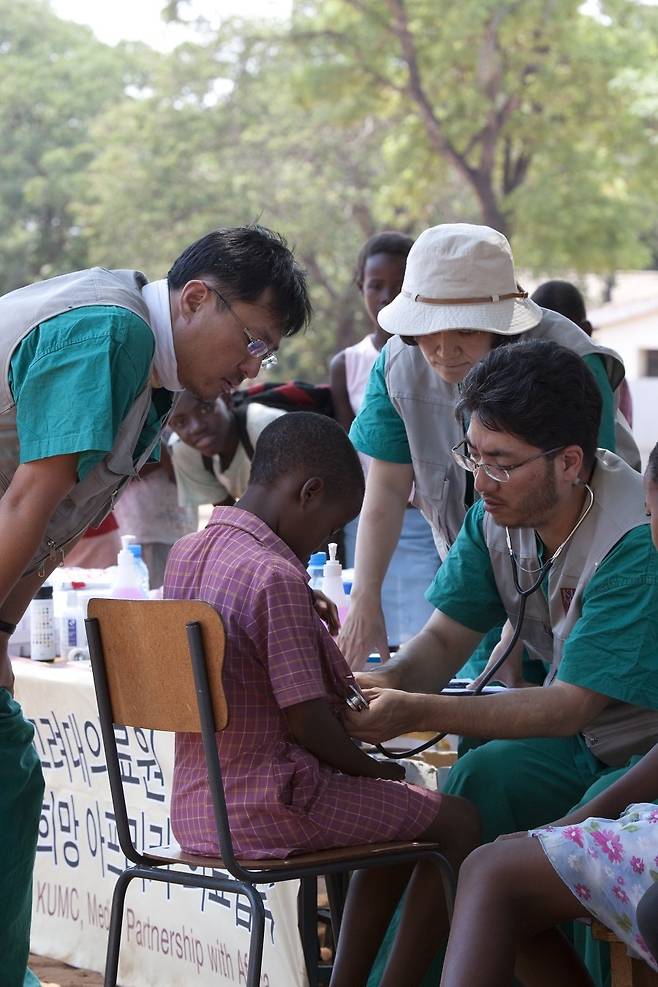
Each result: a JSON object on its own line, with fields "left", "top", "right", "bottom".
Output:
{"left": 451, "top": 439, "right": 564, "bottom": 483}
{"left": 203, "top": 283, "right": 278, "bottom": 370}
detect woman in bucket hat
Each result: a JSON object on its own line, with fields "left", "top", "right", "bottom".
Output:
{"left": 339, "top": 223, "right": 639, "bottom": 670}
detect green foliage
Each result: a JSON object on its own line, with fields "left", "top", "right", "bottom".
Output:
{"left": 0, "top": 0, "right": 151, "bottom": 293}
{"left": 2, "top": 0, "right": 658, "bottom": 379}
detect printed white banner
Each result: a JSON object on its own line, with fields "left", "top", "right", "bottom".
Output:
{"left": 14, "top": 658, "right": 308, "bottom": 986}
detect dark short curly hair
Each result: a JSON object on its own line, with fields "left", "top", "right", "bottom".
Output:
{"left": 648, "top": 442, "right": 658, "bottom": 484}
{"left": 249, "top": 412, "right": 365, "bottom": 500}
{"left": 456, "top": 339, "right": 602, "bottom": 470}
{"left": 354, "top": 231, "right": 414, "bottom": 289}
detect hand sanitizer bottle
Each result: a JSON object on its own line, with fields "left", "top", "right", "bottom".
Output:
{"left": 307, "top": 551, "right": 327, "bottom": 590}
{"left": 321, "top": 543, "right": 350, "bottom": 625}
{"left": 110, "top": 535, "right": 148, "bottom": 599}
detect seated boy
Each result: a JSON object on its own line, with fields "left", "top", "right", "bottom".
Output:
{"left": 164, "top": 412, "right": 479, "bottom": 987}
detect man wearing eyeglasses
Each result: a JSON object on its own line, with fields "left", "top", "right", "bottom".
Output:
{"left": 0, "top": 225, "right": 310, "bottom": 987}
{"left": 346, "top": 340, "right": 658, "bottom": 851}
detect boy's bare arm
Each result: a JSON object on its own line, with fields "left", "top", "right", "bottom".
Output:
{"left": 284, "top": 698, "right": 405, "bottom": 781}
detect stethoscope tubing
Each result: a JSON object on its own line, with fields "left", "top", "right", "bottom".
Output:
{"left": 375, "top": 483, "right": 594, "bottom": 760}
{"left": 374, "top": 555, "right": 552, "bottom": 759}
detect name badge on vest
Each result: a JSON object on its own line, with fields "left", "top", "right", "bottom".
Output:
{"left": 561, "top": 587, "right": 576, "bottom": 614}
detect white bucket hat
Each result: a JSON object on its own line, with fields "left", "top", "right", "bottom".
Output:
{"left": 378, "top": 223, "right": 543, "bottom": 336}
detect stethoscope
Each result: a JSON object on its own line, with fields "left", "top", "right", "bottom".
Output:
{"left": 374, "top": 482, "right": 596, "bottom": 759}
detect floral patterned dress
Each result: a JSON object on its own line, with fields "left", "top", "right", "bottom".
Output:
{"left": 531, "top": 803, "right": 658, "bottom": 971}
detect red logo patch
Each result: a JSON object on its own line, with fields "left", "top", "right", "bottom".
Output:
{"left": 561, "top": 587, "right": 576, "bottom": 613}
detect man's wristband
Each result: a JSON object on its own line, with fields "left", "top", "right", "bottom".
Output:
{"left": 0, "top": 619, "right": 17, "bottom": 635}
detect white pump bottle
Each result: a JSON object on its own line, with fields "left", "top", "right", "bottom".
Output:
{"left": 110, "top": 535, "right": 149, "bottom": 599}
{"left": 321, "top": 542, "right": 349, "bottom": 626}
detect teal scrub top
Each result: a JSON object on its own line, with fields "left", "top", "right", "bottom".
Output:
{"left": 350, "top": 347, "right": 617, "bottom": 463}
{"left": 9, "top": 305, "right": 171, "bottom": 480}
{"left": 426, "top": 500, "right": 658, "bottom": 710}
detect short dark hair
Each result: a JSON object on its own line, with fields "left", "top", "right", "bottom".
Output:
{"left": 531, "top": 280, "right": 587, "bottom": 328}
{"left": 249, "top": 412, "right": 365, "bottom": 500}
{"left": 456, "top": 339, "right": 602, "bottom": 469}
{"left": 168, "top": 225, "right": 312, "bottom": 337}
{"left": 649, "top": 442, "right": 658, "bottom": 484}
{"left": 354, "top": 231, "right": 414, "bottom": 289}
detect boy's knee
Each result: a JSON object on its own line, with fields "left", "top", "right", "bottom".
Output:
{"left": 454, "top": 794, "right": 481, "bottom": 848}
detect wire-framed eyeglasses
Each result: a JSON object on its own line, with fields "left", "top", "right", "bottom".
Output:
{"left": 203, "top": 283, "right": 278, "bottom": 370}
{"left": 451, "top": 439, "right": 564, "bottom": 483}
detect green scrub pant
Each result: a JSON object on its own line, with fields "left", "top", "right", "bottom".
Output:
{"left": 0, "top": 689, "right": 45, "bottom": 987}
{"left": 366, "top": 735, "right": 634, "bottom": 987}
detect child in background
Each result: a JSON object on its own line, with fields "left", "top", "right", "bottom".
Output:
{"left": 330, "top": 232, "right": 440, "bottom": 653}
{"left": 113, "top": 440, "right": 196, "bottom": 588}
{"left": 165, "top": 413, "right": 479, "bottom": 987}
{"left": 168, "top": 389, "right": 284, "bottom": 509}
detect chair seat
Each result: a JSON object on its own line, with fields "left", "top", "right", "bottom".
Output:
{"left": 142, "top": 839, "right": 442, "bottom": 872}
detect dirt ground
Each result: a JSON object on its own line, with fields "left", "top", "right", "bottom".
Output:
{"left": 30, "top": 954, "right": 102, "bottom": 986}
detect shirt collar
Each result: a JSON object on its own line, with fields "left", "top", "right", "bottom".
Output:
{"left": 208, "top": 506, "right": 309, "bottom": 579}
{"left": 142, "top": 278, "right": 183, "bottom": 392}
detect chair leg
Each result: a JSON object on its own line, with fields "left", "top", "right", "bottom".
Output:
{"left": 104, "top": 869, "right": 135, "bottom": 987}
{"left": 244, "top": 885, "right": 265, "bottom": 987}
{"left": 325, "top": 872, "right": 348, "bottom": 944}
{"left": 437, "top": 856, "right": 456, "bottom": 920}
{"left": 299, "top": 876, "right": 319, "bottom": 987}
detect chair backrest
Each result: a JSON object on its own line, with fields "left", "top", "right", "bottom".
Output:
{"left": 86, "top": 598, "right": 228, "bottom": 732}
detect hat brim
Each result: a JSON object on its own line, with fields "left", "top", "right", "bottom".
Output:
{"left": 378, "top": 294, "right": 543, "bottom": 336}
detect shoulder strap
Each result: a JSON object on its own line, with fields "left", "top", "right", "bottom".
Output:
{"left": 234, "top": 405, "right": 254, "bottom": 459}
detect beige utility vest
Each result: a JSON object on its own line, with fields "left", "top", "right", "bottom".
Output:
{"left": 0, "top": 268, "right": 165, "bottom": 576}
{"left": 483, "top": 452, "right": 657, "bottom": 767}
{"left": 384, "top": 308, "right": 640, "bottom": 558}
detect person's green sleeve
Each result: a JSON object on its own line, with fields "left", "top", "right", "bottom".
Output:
{"left": 9, "top": 305, "right": 156, "bottom": 480}
{"left": 349, "top": 348, "right": 412, "bottom": 464}
{"left": 583, "top": 353, "right": 615, "bottom": 453}
{"left": 557, "top": 525, "right": 658, "bottom": 708}
{"left": 425, "top": 500, "right": 507, "bottom": 632}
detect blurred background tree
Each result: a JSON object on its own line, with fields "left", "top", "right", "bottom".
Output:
{"left": 2, "top": 0, "right": 658, "bottom": 378}
{"left": 0, "top": 0, "right": 154, "bottom": 293}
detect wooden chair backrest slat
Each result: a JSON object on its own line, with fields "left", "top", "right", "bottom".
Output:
{"left": 87, "top": 599, "right": 227, "bottom": 732}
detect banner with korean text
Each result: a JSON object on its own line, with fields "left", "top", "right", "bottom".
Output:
{"left": 14, "top": 658, "right": 307, "bottom": 987}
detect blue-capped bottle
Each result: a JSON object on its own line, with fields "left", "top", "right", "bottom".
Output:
{"left": 127, "top": 542, "right": 150, "bottom": 595}
{"left": 307, "top": 551, "right": 327, "bottom": 590}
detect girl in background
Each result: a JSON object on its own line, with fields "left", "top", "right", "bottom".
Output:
{"left": 330, "top": 232, "right": 440, "bottom": 654}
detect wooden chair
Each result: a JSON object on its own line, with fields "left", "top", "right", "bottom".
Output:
{"left": 86, "top": 598, "right": 456, "bottom": 987}
{"left": 591, "top": 921, "right": 658, "bottom": 987}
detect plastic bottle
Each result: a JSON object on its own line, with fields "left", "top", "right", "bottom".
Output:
{"left": 110, "top": 535, "right": 149, "bottom": 599}
{"left": 30, "top": 585, "right": 56, "bottom": 662}
{"left": 56, "top": 590, "right": 87, "bottom": 658}
{"left": 307, "top": 551, "right": 327, "bottom": 590}
{"left": 127, "top": 543, "right": 150, "bottom": 596}
{"left": 321, "top": 543, "right": 350, "bottom": 625}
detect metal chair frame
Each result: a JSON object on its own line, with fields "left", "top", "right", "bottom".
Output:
{"left": 86, "top": 599, "right": 455, "bottom": 987}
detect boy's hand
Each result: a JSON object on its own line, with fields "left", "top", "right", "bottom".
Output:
{"left": 311, "top": 590, "right": 340, "bottom": 636}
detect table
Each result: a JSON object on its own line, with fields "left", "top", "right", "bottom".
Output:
{"left": 13, "top": 657, "right": 307, "bottom": 987}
